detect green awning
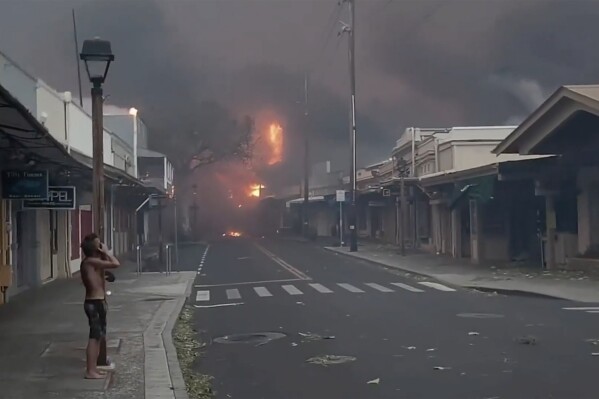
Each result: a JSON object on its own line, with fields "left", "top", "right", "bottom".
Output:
{"left": 448, "top": 176, "right": 495, "bottom": 209}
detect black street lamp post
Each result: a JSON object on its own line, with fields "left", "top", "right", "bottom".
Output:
{"left": 80, "top": 36, "right": 114, "bottom": 369}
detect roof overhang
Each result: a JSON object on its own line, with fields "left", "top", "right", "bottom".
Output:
{"left": 0, "top": 82, "right": 87, "bottom": 173}
{"left": 494, "top": 85, "right": 599, "bottom": 155}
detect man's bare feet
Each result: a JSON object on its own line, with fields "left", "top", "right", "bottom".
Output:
{"left": 84, "top": 370, "right": 106, "bottom": 379}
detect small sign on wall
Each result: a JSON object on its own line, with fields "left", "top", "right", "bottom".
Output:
{"left": 23, "top": 186, "right": 76, "bottom": 210}
{"left": 1, "top": 170, "right": 48, "bottom": 199}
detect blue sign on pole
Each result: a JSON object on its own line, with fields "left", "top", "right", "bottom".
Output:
{"left": 1, "top": 170, "right": 48, "bottom": 200}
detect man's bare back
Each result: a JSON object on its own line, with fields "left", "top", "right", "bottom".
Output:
{"left": 79, "top": 234, "right": 120, "bottom": 379}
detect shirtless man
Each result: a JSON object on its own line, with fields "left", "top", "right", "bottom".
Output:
{"left": 80, "top": 233, "right": 120, "bottom": 379}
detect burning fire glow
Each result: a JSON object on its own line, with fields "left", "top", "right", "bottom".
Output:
{"left": 267, "top": 123, "right": 283, "bottom": 165}
{"left": 224, "top": 231, "right": 242, "bottom": 237}
{"left": 249, "top": 184, "right": 265, "bottom": 198}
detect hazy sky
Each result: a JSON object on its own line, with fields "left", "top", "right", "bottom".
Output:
{"left": 1, "top": 0, "right": 598, "bottom": 183}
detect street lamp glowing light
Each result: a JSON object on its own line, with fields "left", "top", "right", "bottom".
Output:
{"left": 129, "top": 107, "right": 138, "bottom": 116}
{"left": 80, "top": 37, "right": 114, "bottom": 86}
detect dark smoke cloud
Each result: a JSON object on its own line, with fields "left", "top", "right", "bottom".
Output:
{"left": 2, "top": 0, "right": 599, "bottom": 188}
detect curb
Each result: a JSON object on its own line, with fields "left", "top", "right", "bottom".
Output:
{"left": 323, "top": 246, "right": 444, "bottom": 282}
{"left": 324, "top": 246, "right": 571, "bottom": 300}
{"left": 162, "top": 276, "right": 195, "bottom": 399}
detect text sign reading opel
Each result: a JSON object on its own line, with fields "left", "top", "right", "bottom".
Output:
{"left": 23, "top": 186, "right": 76, "bottom": 210}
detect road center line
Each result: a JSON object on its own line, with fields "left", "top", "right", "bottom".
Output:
{"left": 254, "top": 243, "right": 311, "bottom": 280}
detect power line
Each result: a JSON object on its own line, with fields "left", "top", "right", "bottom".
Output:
{"left": 309, "top": 0, "right": 344, "bottom": 75}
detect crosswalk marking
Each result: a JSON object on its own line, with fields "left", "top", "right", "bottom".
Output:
{"left": 337, "top": 283, "right": 365, "bottom": 293}
{"left": 194, "top": 280, "right": 459, "bottom": 303}
{"left": 281, "top": 285, "right": 303, "bottom": 295}
{"left": 365, "top": 283, "right": 394, "bottom": 293}
{"left": 226, "top": 288, "right": 241, "bottom": 300}
{"left": 196, "top": 290, "right": 210, "bottom": 301}
{"left": 254, "top": 286, "right": 273, "bottom": 297}
{"left": 391, "top": 282, "right": 424, "bottom": 292}
{"left": 418, "top": 282, "right": 456, "bottom": 292}
{"left": 309, "top": 283, "right": 333, "bottom": 294}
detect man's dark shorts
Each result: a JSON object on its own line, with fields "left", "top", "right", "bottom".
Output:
{"left": 84, "top": 299, "right": 107, "bottom": 340}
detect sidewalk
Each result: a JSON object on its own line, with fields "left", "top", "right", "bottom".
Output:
{"left": 325, "top": 243, "right": 599, "bottom": 302}
{"left": 0, "top": 260, "right": 195, "bottom": 399}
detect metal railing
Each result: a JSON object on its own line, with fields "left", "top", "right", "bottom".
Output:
{"left": 136, "top": 245, "right": 142, "bottom": 275}
{"left": 165, "top": 244, "right": 173, "bottom": 276}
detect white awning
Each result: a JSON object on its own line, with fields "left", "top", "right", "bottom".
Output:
{"left": 286, "top": 196, "right": 325, "bottom": 208}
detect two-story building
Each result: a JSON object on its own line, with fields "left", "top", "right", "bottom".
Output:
{"left": 0, "top": 50, "right": 173, "bottom": 304}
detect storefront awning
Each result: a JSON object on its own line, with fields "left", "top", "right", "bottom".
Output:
{"left": 0, "top": 83, "right": 87, "bottom": 173}
{"left": 448, "top": 176, "right": 495, "bottom": 209}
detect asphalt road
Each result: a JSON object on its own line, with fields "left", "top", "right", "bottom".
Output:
{"left": 185, "top": 237, "right": 599, "bottom": 399}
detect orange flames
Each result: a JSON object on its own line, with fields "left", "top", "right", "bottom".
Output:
{"left": 248, "top": 184, "right": 265, "bottom": 198}
{"left": 267, "top": 123, "right": 283, "bottom": 165}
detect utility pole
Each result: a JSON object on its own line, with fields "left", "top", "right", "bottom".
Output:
{"left": 342, "top": 0, "right": 358, "bottom": 252}
{"left": 303, "top": 72, "right": 310, "bottom": 237}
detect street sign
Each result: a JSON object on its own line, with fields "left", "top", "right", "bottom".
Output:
{"left": 1, "top": 170, "right": 48, "bottom": 200}
{"left": 23, "top": 186, "right": 76, "bottom": 210}
{"left": 382, "top": 189, "right": 391, "bottom": 197}
{"left": 336, "top": 190, "right": 346, "bottom": 202}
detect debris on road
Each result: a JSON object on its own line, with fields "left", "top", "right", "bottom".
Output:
{"left": 236, "top": 256, "right": 251, "bottom": 260}
{"left": 402, "top": 346, "right": 417, "bottom": 350}
{"left": 426, "top": 348, "right": 437, "bottom": 352}
{"left": 291, "top": 342, "right": 298, "bottom": 347}
{"left": 433, "top": 366, "right": 452, "bottom": 371}
{"left": 516, "top": 335, "right": 538, "bottom": 345}
{"left": 296, "top": 301, "right": 305, "bottom": 306}
{"left": 367, "top": 378, "right": 380, "bottom": 385}
{"left": 468, "top": 331, "right": 480, "bottom": 336}
{"left": 306, "top": 355, "right": 357, "bottom": 366}
{"left": 585, "top": 338, "right": 599, "bottom": 346}
{"left": 299, "top": 332, "right": 335, "bottom": 342}
{"left": 591, "top": 353, "right": 599, "bottom": 356}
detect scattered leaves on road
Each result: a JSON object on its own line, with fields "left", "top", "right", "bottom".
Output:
{"left": 174, "top": 306, "right": 214, "bottom": 399}
{"left": 367, "top": 378, "right": 381, "bottom": 385}
{"left": 306, "top": 355, "right": 357, "bottom": 366}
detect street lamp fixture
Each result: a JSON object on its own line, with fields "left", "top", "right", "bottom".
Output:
{"left": 80, "top": 37, "right": 114, "bottom": 87}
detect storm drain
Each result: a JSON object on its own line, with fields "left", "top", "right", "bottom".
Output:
{"left": 457, "top": 313, "right": 504, "bottom": 319}
{"left": 213, "top": 332, "right": 287, "bottom": 345}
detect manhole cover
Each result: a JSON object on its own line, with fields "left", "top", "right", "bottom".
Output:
{"left": 457, "top": 313, "right": 504, "bottom": 319}
{"left": 213, "top": 332, "right": 287, "bottom": 345}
